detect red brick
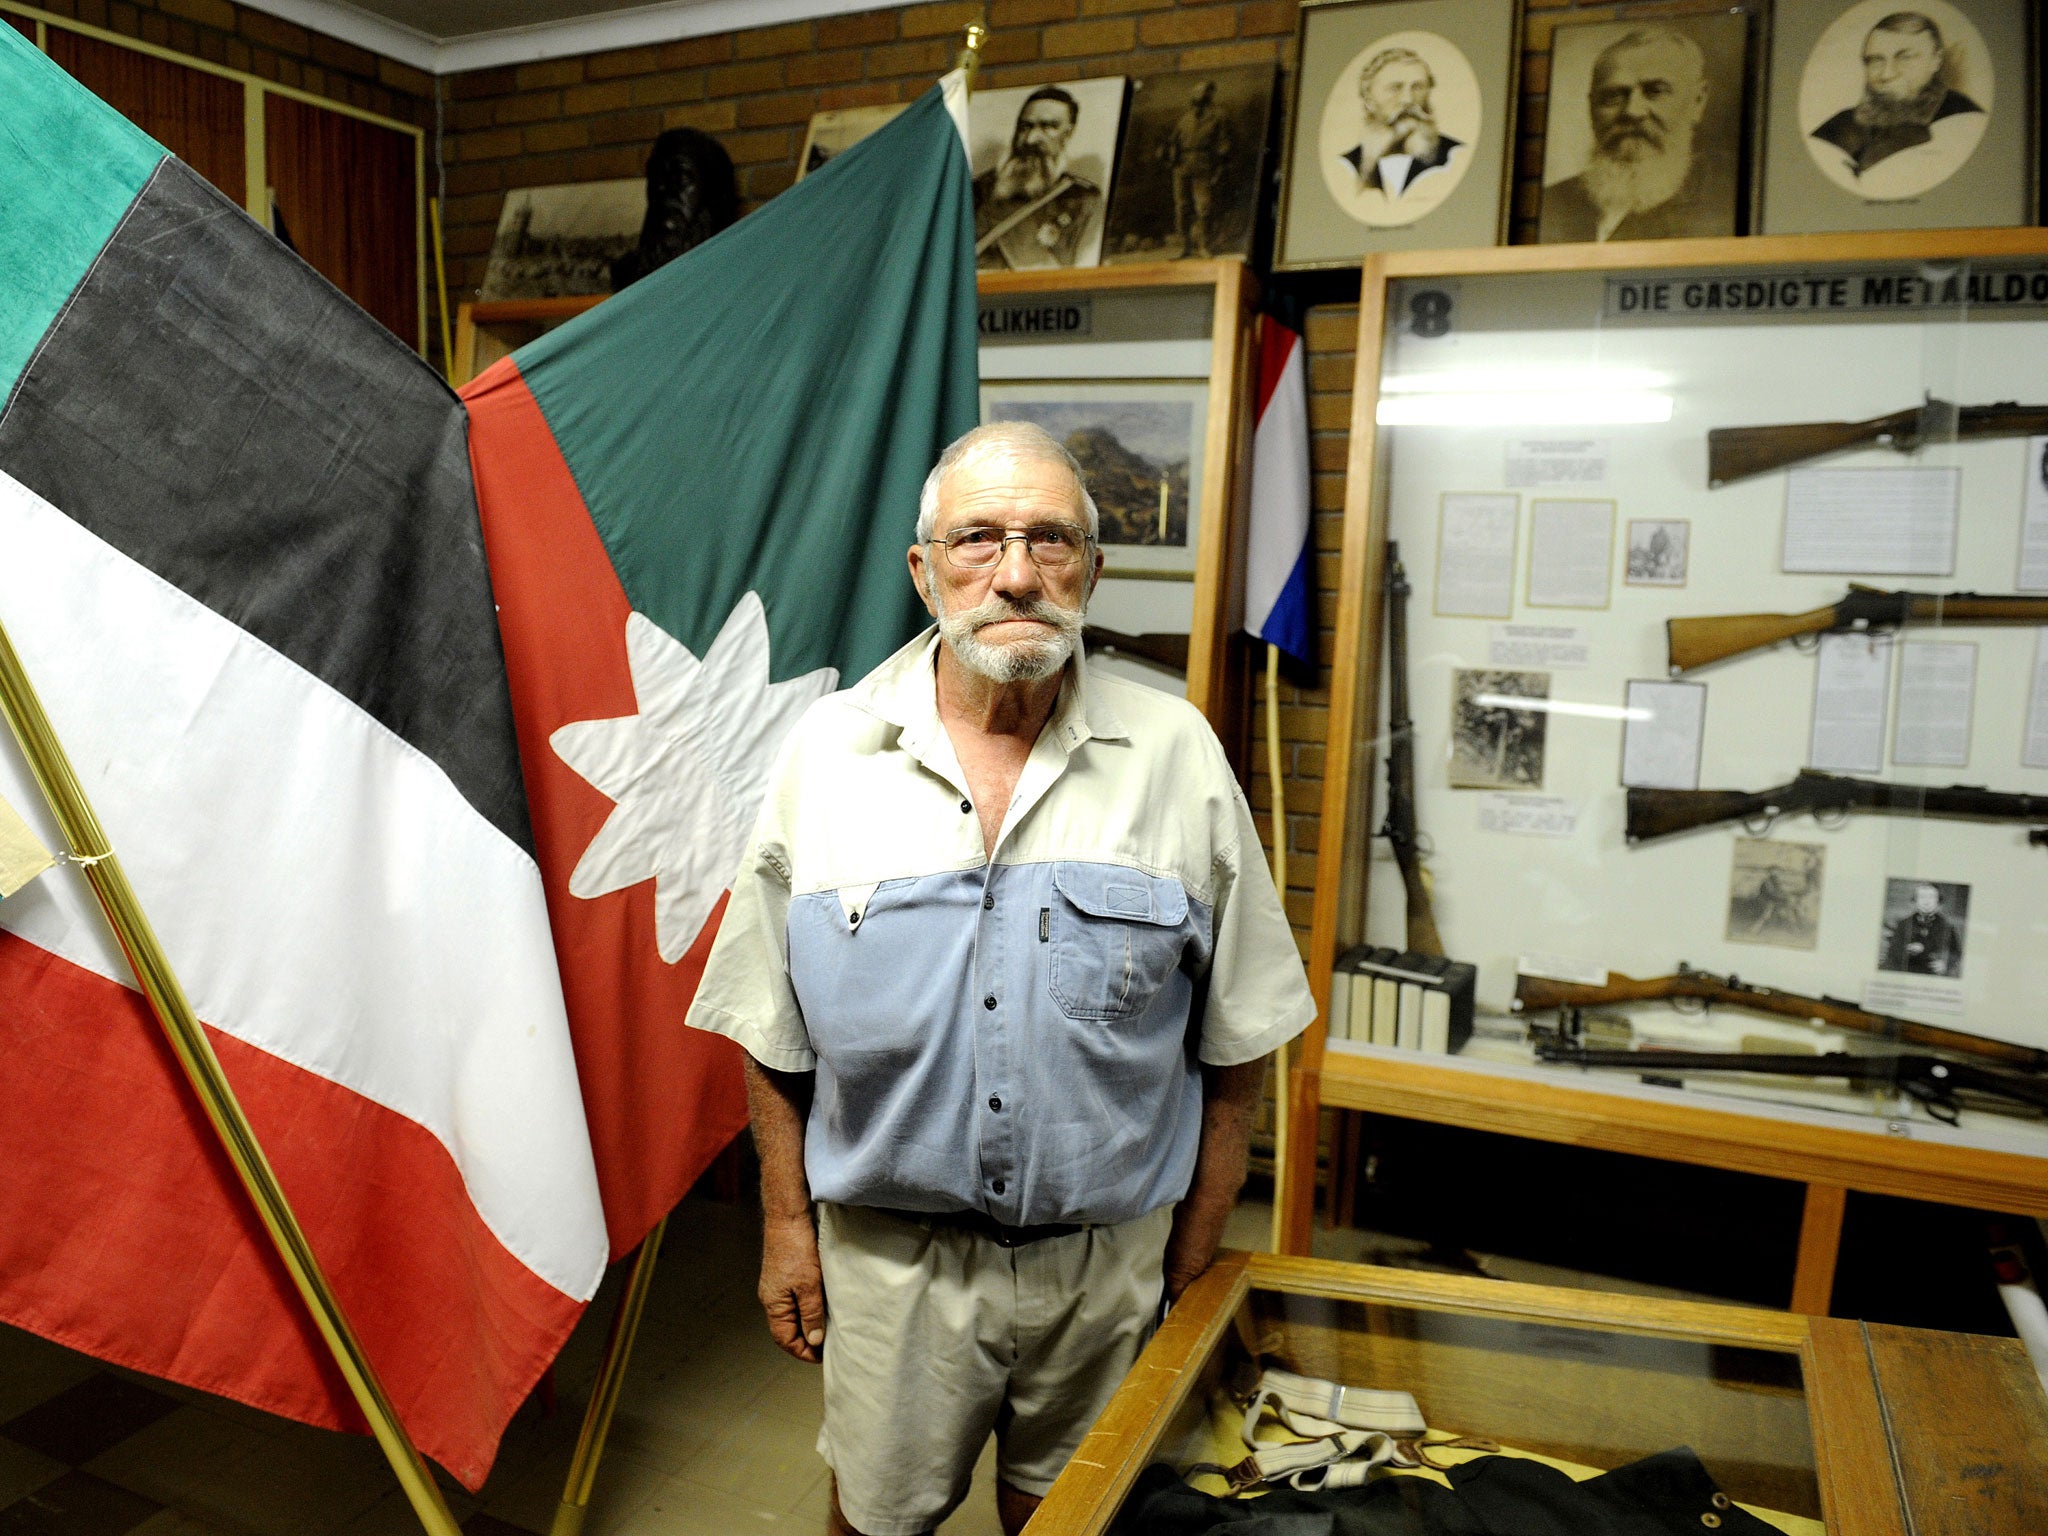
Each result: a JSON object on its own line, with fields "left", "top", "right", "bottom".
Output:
{"left": 1238, "top": 0, "right": 1296, "bottom": 39}
{"left": 443, "top": 225, "right": 496, "bottom": 260}
{"left": 494, "top": 91, "right": 560, "bottom": 125}
{"left": 137, "top": 11, "right": 171, "bottom": 46}
{"left": 158, "top": 0, "right": 234, "bottom": 30}
{"left": 1305, "top": 306, "right": 1357, "bottom": 349}
{"left": 1177, "top": 39, "right": 1278, "bottom": 70}
{"left": 1522, "top": 54, "right": 1549, "bottom": 95}
{"left": 590, "top": 108, "right": 665, "bottom": 145}
{"left": 742, "top": 163, "right": 798, "bottom": 200}
{"left": 523, "top": 120, "right": 590, "bottom": 154}
{"left": 663, "top": 101, "right": 739, "bottom": 132}
{"left": 867, "top": 39, "right": 949, "bottom": 77}
{"left": 564, "top": 80, "right": 634, "bottom": 115}
{"left": 443, "top": 162, "right": 503, "bottom": 196}
{"left": 661, "top": 34, "right": 733, "bottom": 68}
{"left": 817, "top": 82, "right": 901, "bottom": 110}
{"left": 720, "top": 127, "right": 792, "bottom": 165}
{"left": 197, "top": 31, "right": 227, "bottom": 65}
{"left": 108, "top": 2, "right": 138, "bottom": 35}
{"left": 587, "top": 44, "right": 664, "bottom": 80}
{"left": 450, "top": 66, "right": 517, "bottom": 100}
{"left": 788, "top": 49, "right": 866, "bottom": 87}
{"left": 380, "top": 58, "right": 434, "bottom": 96}
{"left": 1075, "top": 51, "right": 1150, "bottom": 79}
{"left": 458, "top": 127, "right": 523, "bottom": 162}
{"left": 740, "top": 90, "right": 820, "bottom": 128}
{"left": 707, "top": 58, "right": 786, "bottom": 95}
{"left": 736, "top": 19, "right": 811, "bottom": 57}
{"left": 989, "top": 0, "right": 1075, "bottom": 24}
{"left": 1139, "top": 8, "right": 1232, "bottom": 45}
{"left": 900, "top": 1, "right": 982, "bottom": 39}
{"left": 1307, "top": 355, "right": 1352, "bottom": 392}
{"left": 816, "top": 10, "right": 894, "bottom": 47}
{"left": 237, "top": 8, "right": 305, "bottom": 52}
{"left": 1079, "top": 0, "right": 1170, "bottom": 13}
{"left": 979, "top": 31, "right": 1039, "bottom": 65}
{"left": 1042, "top": 17, "right": 1134, "bottom": 57}
{"left": 976, "top": 61, "right": 1068, "bottom": 90}
{"left": 516, "top": 58, "right": 584, "bottom": 90}
{"left": 309, "top": 32, "right": 377, "bottom": 77}
{"left": 224, "top": 38, "right": 251, "bottom": 71}
{"left": 630, "top": 70, "right": 708, "bottom": 107}
{"left": 504, "top": 154, "right": 578, "bottom": 188}
{"left": 446, "top": 100, "right": 492, "bottom": 131}
{"left": 571, "top": 147, "right": 646, "bottom": 180}
{"left": 441, "top": 191, "right": 504, "bottom": 227}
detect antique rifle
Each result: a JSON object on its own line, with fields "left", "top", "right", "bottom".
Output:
{"left": 1708, "top": 397, "right": 2048, "bottom": 486}
{"left": 1626, "top": 769, "right": 2048, "bottom": 844}
{"left": 1081, "top": 626, "right": 1188, "bottom": 672}
{"left": 1380, "top": 542, "right": 1443, "bottom": 957}
{"left": 1535, "top": 1043, "right": 2048, "bottom": 1126}
{"left": 1514, "top": 964, "right": 2048, "bottom": 1072}
{"left": 1667, "top": 585, "right": 2048, "bottom": 673}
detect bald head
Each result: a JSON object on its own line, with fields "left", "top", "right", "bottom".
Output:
{"left": 917, "top": 421, "right": 1099, "bottom": 543}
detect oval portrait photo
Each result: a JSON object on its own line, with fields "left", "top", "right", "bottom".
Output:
{"left": 1798, "top": 0, "right": 1992, "bottom": 202}
{"left": 1317, "top": 30, "right": 1481, "bottom": 228}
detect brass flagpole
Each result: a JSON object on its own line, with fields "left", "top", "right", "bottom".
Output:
{"left": 0, "top": 612, "right": 462, "bottom": 1536}
{"left": 549, "top": 1215, "right": 667, "bottom": 1536}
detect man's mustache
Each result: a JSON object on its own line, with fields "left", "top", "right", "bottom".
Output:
{"left": 962, "top": 595, "right": 1082, "bottom": 636}
{"left": 1599, "top": 119, "right": 1666, "bottom": 150}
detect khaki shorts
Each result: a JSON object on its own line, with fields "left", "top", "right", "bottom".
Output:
{"left": 814, "top": 1201, "right": 1173, "bottom": 1536}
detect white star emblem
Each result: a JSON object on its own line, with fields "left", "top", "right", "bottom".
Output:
{"left": 550, "top": 594, "right": 836, "bottom": 962}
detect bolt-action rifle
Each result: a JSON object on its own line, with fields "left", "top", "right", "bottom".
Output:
{"left": 1380, "top": 543, "right": 1443, "bottom": 958}
{"left": 1625, "top": 769, "right": 2048, "bottom": 844}
{"left": 1081, "top": 626, "right": 1188, "bottom": 672}
{"left": 1535, "top": 1042, "right": 2048, "bottom": 1126}
{"left": 1513, "top": 964, "right": 2048, "bottom": 1073}
{"left": 1666, "top": 585, "right": 2048, "bottom": 673}
{"left": 1707, "top": 397, "right": 2048, "bottom": 487}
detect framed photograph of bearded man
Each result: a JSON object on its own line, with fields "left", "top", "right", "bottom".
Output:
{"left": 970, "top": 78, "right": 1129, "bottom": 270}
{"left": 1276, "top": 0, "right": 1524, "bottom": 270}
{"left": 1536, "top": 9, "right": 1764, "bottom": 244}
{"left": 1760, "top": 0, "right": 2037, "bottom": 232}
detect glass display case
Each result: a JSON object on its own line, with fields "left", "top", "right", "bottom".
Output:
{"left": 1279, "top": 230, "right": 2048, "bottom": 1293}
{"left": 1031, "top": 1250, "right": 2048, "bottom": 1535}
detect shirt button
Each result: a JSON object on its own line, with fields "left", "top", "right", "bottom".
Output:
{"left": 992, "top": 1178, "right": 1006, "bottom": 1194}
{"left": 989, "top": 1095, "right": 1002, "bottom": 1112}
{"left": 983, "top": 994, "right": 997, "bottom": 1010}
{"left": 982, "top": 894, "right": 994, "bottom": 910}
{"left": 960, "top": 799, "right": 972, "bottom": 813}
{"left": 848, "top": 912, "right": 860, "bottom": 926}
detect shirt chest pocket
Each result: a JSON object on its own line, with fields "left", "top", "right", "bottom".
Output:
{"left": 1046, "top": 863, "right": 1190, "bottom": 1022}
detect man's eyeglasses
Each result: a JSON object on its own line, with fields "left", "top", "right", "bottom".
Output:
{"left": 930, "top": 523, "right": 1093, "bottom": 570}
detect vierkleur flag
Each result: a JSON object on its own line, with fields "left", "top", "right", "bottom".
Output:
{"left": 1244, "top": 319, "right": 1315, "bottom": 667}
{"left": 461, "top": 80, "right": 980, "bottom": 1255}
{"left": 0, "top": 29, "right": 603, "bottom": 1489}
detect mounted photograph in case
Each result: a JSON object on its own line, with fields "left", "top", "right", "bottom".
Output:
{"left": 1102, "top": 65, "right": 1276, "bottom": 264}
{"left": 1760, "top": 0, "right": 2038, "bottom": 232}
{"left": 1276, "top": 0, "right": 1523, "bottom": 270}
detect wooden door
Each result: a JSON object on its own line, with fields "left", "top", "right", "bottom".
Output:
{"left": 46, "top": 28, "right": 245, "bottom": 205}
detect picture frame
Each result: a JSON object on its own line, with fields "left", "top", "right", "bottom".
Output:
{"left": 796, "top": 103, "right": 907, "bottom": 180}
{"left": 1624, "top": 518, "right": 1690, "bottom": 586}
{"left": 1102, "top": 65, "right": 1277, "bottom": 265}
{"left": 979, "top": 380, "right": 1208, "bottom": 577}
{"left": 970, "top": 78, "right": 1130, "bottom": 271}
{"left": 1759, "top": 0, "right": 2038, "bottom": 233}
{"left": 1275, "top": 0, "right": 1523, "bottom": 271}
{"left": 479, "top": 180, "right": 644, "bottom": 300}
{"left": 1536, "top": 7, "right": 1766, "bottom": 244}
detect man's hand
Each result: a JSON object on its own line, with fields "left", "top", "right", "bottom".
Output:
{"left": 1163, "top": 1057, "right": 1267, "bottom": 1303}
{"left": 759, "top": 1210, "right": 828, "bottom": 1364}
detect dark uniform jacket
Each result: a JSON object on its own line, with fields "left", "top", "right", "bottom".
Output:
{"left": 1340, "top": 134, "right": 1463, "bottom": 198}
{"left": 974, "top": 167, "right": 1103, "bottom": 269}
{"left": 1810, "top": 89, "right": 1984, "bottom": 177}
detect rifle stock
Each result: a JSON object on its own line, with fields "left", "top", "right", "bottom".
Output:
{"left": 1625, "top": 785, "right": 1780, "bottom": 842}
{"left": 1708, "top": 409, "right": 1917, "bottom": 486}
{"left": 1666, "top": 605, "right": 1838, "bottom": 672}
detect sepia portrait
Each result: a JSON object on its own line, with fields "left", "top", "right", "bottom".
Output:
{"left": 981, "top": 382, "right": 1206, "bottom": 575}
{"left": 1798, "top": 1, "right": 1992, "bottom": 201}
{"left": 480, "top": 180, "right": 643, "bottom": 300}
{"left": 1876, "top": 876, "right": 1969, "bottom": 977}
{"left": 1538, "top": 13, "right": 1752, "bottom": 243}
{"left": 1726, "top": 839, "right": 1824, "bottom": 950}
{"left": 1102, "top": 66, "right": 1275, "bottom": 263}
{"left": 796, "top": 104, "right": 906, "bottom": 180}
{"left": 1625, "top": 519, "right": 1690, "bottom": 586}
{"left": 1317, "top": 29, "right": 1482, "bottom": 229}
{"left": 1449, "top": 668, "right": 1548, "bottom": 790}
{"left": 970, "top": 79, "right": 1128, "bottom": 271}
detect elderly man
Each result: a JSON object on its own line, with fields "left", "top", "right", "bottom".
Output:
{"left": 1883, "top": 881, "right": 1962, "bottom": 977}
{"left": 1340, "top": 47, "right": 1463, "bottom": 200}
{"left": 1810, "top": 11, "right": 1984, "bottom": 184}
{"left": 1541, "top": 26, "right": 1719, "bottom": 243}
{"left": 1164, "top": 79, "right": 1234, "bottom": 258}
{"left": 687, "top": 421, "right": 1313, "bottom": 1536}
{"left": 975, "top": 86, "right": 1104, "bottom": 269}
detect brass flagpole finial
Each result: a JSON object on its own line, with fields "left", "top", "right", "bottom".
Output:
{"left": 957, "top": 22, "right": 986, "bottom": 95}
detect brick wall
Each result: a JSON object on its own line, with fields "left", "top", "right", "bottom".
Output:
{"left": 25, "top": 0, "right": 432, "bottom": 123}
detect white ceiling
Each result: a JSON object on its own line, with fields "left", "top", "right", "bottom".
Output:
{"left": 245, "top": 0, "right": 883, "bottom": 74}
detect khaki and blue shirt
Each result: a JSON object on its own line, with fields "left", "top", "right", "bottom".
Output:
{"left": 687, "top": 630, "right": 1315, "bottom": 1228}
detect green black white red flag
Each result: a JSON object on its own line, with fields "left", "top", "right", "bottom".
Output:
{"left": 0, "top": 17, "right": 976, "bottom": 1489}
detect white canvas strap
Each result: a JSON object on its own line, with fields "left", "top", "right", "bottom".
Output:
{"left": 1220, "top": 1369, "right": 1429, "bottom": 1491}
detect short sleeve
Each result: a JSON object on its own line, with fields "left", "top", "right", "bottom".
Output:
{"left": 1197, "top": 769, "right": 1316, "bottom": 1067}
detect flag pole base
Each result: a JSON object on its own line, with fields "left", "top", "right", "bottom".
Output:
{"left": 550, "top": 1215, "right": 669, "bottom": 1536}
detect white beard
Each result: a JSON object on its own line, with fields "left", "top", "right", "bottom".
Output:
{"left": 994, "top": 149, "right": 1065, "bottom": 203}
{"left": 1581, "top": 130, "right": 1693, "bottom": 215}
{"left": 932, "top": 583, "right": 1084, "bottom": 683}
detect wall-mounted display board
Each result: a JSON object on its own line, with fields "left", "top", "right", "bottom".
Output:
{"left": 1029, "top": 1249, "right": 2048, "bottom": 1535}
{"left": 0, "top": 2, "right": 425, "bottom": 351}
{"left": 1278, "top": 228, "right": 2048, "bottom": 1313}
{"left": 457, "top": 260, "right": 1262, "bottom": 738}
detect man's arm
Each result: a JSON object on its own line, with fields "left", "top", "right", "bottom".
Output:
{"left": 1161, "top": 1056, "right": 1266, "bottom": 1302}
{"left": 746, "top": 1057, "right": 828, "bottom": 1364}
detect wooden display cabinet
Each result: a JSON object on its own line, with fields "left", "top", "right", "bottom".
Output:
{"left": 1277, "top": 228, "right": 2048, "bottom": 1306}
{"left": 1033, "top": 1250, "right": 2048, "bottom": 1535}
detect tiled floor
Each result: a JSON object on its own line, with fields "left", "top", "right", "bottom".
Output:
{"left": 0, "top": 1195, "right": 1715, "bottom": 1536}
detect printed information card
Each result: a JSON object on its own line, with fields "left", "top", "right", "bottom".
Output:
{"left": 1782, "top": 466, "right": 1959, "bottom": 576}
{"left": 1808, "top": 633, "right": 1892, "bottom": 774}
{"left": 1505, "top": 438, "right": 1608, "bottom": 489}
{"left": 2026, "top": 630, "right": 2048, "bottom": 771}
{"left": 1526, "top": 499, "right": 1614, "bottom": 609}
{"left": 1488, "top": 624, "right": 1589, "bottom": 670}
{"left": 2022, "top": 437, "right": 2048, "bottom": 591}
{"left": 1435, "top": 493, "right": 1519, "bottom": 619}
{"left": 1620, "top": 680, "right": 1707, "bottom": 790}
{"left": 1892, "top": 641, "right": 1976, "bottom": 768}
{"left": 1477, "top": 793, "right": 1578, "bottom": 837}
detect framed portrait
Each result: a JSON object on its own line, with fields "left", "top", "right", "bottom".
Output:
{"left": 1760, "top": 0, "right": 2038, "bottom": 232}
{"left": 796, "top": 104, "right": 907, "bottom": 180}
{"left": 1536, "top": 8, "right": 1764, "bottom": 244}
{"left": 979, "top": 381, "right": 1207, "bottom": 577}
{"left": 479, "top": 180, "right": 643, "bottom": 300}
{"left": 1276, "top": 0, "right": 1523, "bottom": 270}
{"left": 1102, "top": 65, "right": 1277, "bottom": 264}
{"left": 1447, "top": 667, "right": 1548, "bottom": 790}
{"left": 1624, "top": 518, "right": 1690, "bottom": 586}
{"left": 970, "top": 79, "right": 1129, "bottom": 272}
